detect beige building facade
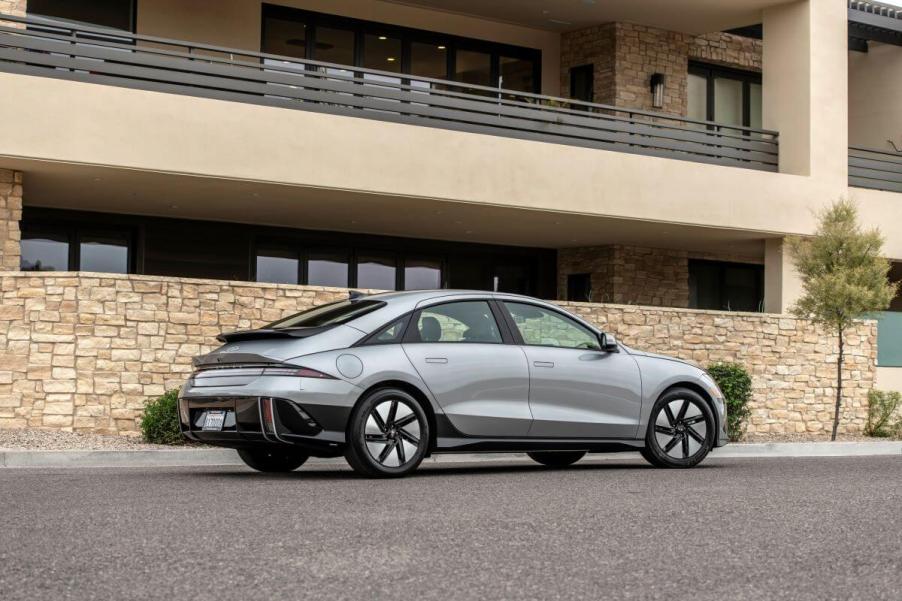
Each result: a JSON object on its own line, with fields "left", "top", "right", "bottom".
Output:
{"left": 0, "top": 0, "right": 900, "bottom": 436}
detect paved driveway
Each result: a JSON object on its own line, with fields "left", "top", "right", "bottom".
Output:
{"left": 1, "top": 456, "right": 900, "bottom": 601}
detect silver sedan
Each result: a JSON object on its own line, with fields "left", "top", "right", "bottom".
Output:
{"left": 180, "top": 290, "right": 727, "bottom": 477}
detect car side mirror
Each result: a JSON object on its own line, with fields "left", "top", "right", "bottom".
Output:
{"left": 599, "top": 332, "right": 619, "bottom": 352}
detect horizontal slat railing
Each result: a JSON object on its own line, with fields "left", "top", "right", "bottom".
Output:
{"left": 849, "top": 147, "right": 902, "bottom": 193}
{"left": 0, "top": 13, "right": 779, "bottom": 171}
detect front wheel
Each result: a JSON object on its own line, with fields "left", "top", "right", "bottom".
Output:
{"left": 345, "top": 388, "right": 430, "bottom": 478}
{"left": 237, "top": 448, "right": 309, "bottom": 472}
{"left": 527, "top": 451, "right": 586, "bottom": 467}
{"left": 642, "top": 388, "right": 714, "bottom": 468}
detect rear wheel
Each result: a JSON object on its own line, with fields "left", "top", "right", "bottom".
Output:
{"left": 642, "top": 388, "right": 714, "bottom": 468}
{"left": 237, "top": 448, "right": 309, "bottom": 472}
{"left": 527, "top": 451, "right": 586, "bottom": 468}
{"left": 345, "top": 388, "right": 430, "bottom": 478}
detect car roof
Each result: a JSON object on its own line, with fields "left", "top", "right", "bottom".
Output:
{"left": 345, "top": 289, "right": 602, "bottom": 335}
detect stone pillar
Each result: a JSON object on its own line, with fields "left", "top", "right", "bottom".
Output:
{"left": 763, "top": 0, "right": 848, "bottom": 182}
{"left": 0, "top": 169, "right": 22, "bottom": 271}
{"left": 0, "top": 1, "right": 27, "bottom": 18}
{"left": 764, "top": 238, "right": 803, "bottom": 314}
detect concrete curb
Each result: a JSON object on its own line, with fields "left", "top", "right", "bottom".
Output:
{"left": 0, "top": 441, "right": 899, "bottom": 468}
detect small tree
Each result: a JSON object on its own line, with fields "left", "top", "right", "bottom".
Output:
{"left": 788, "top": 199, "right": 898, "bottom": 440}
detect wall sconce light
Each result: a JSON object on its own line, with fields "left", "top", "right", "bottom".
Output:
{"left": 650, "top": 73, "right": 666, "bottom": 109}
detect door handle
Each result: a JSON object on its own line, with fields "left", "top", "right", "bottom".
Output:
{"left": 533, "top": 361, "right": 554, "bottom": 368}
{"left": 425, "top": 357, "right": 448, "bottom": 364}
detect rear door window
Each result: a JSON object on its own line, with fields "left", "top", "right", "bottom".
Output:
{"left": 410, "top": 301, "right": 502, "bottom": 344}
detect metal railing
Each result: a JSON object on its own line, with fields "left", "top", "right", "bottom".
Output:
{"left": 849, "top": 147, "right": 902, "bottom": 193}
{"left": 0, "top": 13, "right": 779, "bottom": 172}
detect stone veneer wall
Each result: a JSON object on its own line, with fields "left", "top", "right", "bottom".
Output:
{"left": 0, "top": 170, "right": 22, "bottom": 272}
{"left": 558, "top": 245, "right": 689, "bottom": 307}
{"left": 561, "top": 24, "right": 761, "bottom": 115}
{"left": 0, "top": 272, "right": 876, "bottom": 437}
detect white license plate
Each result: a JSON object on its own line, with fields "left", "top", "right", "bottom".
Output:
{"left": 202, "top": 410, "right": 226, "bottom": 431}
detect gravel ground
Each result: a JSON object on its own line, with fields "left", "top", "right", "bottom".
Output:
{"left": 742, "top": 432, "right": 878, "bottom": 443}
{"left": 0, "top": 429, "right": 165, "bottom": 451}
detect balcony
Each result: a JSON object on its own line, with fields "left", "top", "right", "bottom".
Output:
{"left": 849, "top": 147, "right": 902, "bottom": 193}
{"left": 0, "top": 13, "right": 779, "bottom": 173}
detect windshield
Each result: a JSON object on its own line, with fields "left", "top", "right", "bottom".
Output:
{"left": 265, "top": 300, "right": 385, "bottom": 330}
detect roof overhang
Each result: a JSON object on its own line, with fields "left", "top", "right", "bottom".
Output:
{"left": 849, "top": 1, "right": 902, "bottom": 50}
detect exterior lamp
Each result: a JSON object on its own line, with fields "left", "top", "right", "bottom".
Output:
{"left": 650, "top": 72, "right": 666, "bottom": 109}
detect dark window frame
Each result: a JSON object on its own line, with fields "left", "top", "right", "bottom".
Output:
{"left": 261, "top": 3, "right": 541, "bottom": 93}
{"left": 688, "top": 259, "right": 764, "bottom": 312}
{"left": 20, "top": 220, "right": 136, "bottom": 274}
{"left": 27, "top": 0, "right": 138, "bottom": 33}
{"left": 688, "top": 61, "right": 761, "bottom": 129}
{"left": 568, "top": 63, "right": 594, "bottom": 104}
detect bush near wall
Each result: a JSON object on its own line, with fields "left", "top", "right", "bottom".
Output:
{"left": 705, "top": 362, "right": 752, "bottom": 442}
{"left": 140, "top": 389, "right": 182, "bottom": 445}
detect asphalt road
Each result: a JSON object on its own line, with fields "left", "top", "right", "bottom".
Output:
{"left": 1, "top": 456, "right": 900, "bottom": 601}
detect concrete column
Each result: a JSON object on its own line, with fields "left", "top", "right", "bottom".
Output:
{"left": 763, "top": 0, "right": 848, "bottom": 183}
{"left": 764, "top": 237, "right": 803, "bottom": 314}
{"left": 0, "top": 169, "right": 22, "bottom": 271}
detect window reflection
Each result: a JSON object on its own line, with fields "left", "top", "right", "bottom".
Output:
{"left": 364, "top": 33, "right": 401, "bottom": 73}
{"left": 410, "top": 41, "right": 447, "bottom": 80}
{"left": 455, "top": 49, "right": 492, "bottom": 87}
{"left": 256, "top": 248, "right": 299, "bottom": 285}
{"left": 500, "top": 56, "right": 533, "bottom": 93}
{"left": 314, "top": 26, "right": 355, "bottom": 66}
{"left": 405, "top": 258, "right": 442, "bottom": 290}
{"left": 79, "top": 234, "right": 128, "bottom": 273}
{"left": 308, "top": 251, "right": 349, "bottom": 288}
{"left": 262, "top": 17, "right": 307, "bottom": 59}
{"left": 21, "top": 234, "right": 69, "bottom": 272}
{"left": 357, "top": 254, "right": 396, "bottom": 290}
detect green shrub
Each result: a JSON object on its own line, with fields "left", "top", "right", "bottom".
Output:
{"left": 864, "top": 390, "right": 902, "bottom": 438}
{"left": 706, "top": 362, "right": 753, "bottom": 442}
{"left": 140, "top": 389, "right": 183, "bottom": 445}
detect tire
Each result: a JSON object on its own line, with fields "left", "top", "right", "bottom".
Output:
{"left": 237, "top": 448, "right": 309, "bottom": 472}
{"left": 641, "top": 387, "right": 715, "bottom": 469}
{"left": 345, "top": 388, "right": 430, "bottom": 478}
{"left": 527, "top": 451, "right": 586, "bottom": 467}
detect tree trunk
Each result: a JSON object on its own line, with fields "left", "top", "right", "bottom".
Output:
{"left": 831, "top": 329, "right": 844, "bottom": 441}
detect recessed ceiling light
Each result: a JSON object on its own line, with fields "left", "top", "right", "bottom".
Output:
{"left": 378, "top": 36, "right": 387, "bottom": 40}
{"left": 437, "top": 45, "right": 446, "bottom": 50}
{"left": 387, "top": 57, "right": 396, "bottom": 62}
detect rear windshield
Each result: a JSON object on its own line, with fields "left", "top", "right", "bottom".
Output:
{"left": 265, "top": 300, "right": 385, "bottom": 330}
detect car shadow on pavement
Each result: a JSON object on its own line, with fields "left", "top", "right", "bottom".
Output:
{"left": 192, "top": 460, "right": 719, "bottom": 481}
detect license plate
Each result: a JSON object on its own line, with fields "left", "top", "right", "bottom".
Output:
{"left": 202, "top": 410, "right": 226, "bottom": 431}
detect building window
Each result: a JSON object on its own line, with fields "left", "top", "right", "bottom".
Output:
{"left": 20, "top": 232, "right": 69, "bottom": 272}
{"left": 404, "top": 258, "right": 442, "bottom": 290}
{"left": 255, "top": 247, "right": 300, "bottom": 285}
{"left": 357, "top": 254, "right": 397, "bottom": 290}
{"left": 688, "top": 63, "right": 762, "bottom": 130}
{"left": 689, "top": 260, "right": 763, "bottom": 312}
{"left": 28, "top": 0, "right": 136, "bottom": 31}
{"left": 79, "top": 233, "right": 129, "bottom": 273}
{"left": 261, "top": 5, "right": 541, "bottom": 93}
{"left": 306, "top": 250, "right": 350, "bottom": 288}
{"left": 566, "top": 273, "right": 592, "bottom": 302}
{"left": 20, "top": 225, "right": 133, "bottom": 274}
{"left": 569, "top": 64, "right": 594, "bottom": 104}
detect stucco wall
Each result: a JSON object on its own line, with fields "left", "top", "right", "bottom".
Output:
{"left": 0, "top": 273, "right": 876, "bottom": 438}
{"left": 848, "top": 42, "right": 902, "bottom": 151}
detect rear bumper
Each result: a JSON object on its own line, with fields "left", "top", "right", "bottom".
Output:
{"left": 178, "top": 375, "right": 359, "bottom": 457}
